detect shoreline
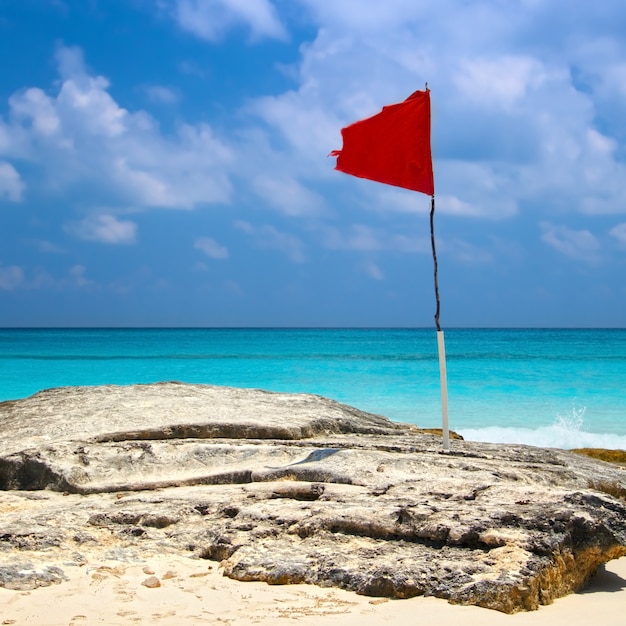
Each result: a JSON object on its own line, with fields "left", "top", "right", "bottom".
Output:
{"left": 2, "top": 555, "right": 625, "bottom": 625}
{"left": 2, "top": 328, "right": 625, "bottom": 450}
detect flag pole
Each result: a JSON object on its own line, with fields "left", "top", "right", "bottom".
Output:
{"left": 429, "top": 193, "right": 450, "bottom": 452}
{"left": 329, "top": 85, "right": 448, "bottom": 450}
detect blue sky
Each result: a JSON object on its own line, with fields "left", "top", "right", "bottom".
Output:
{"left": 1, "top": 0, "right": 625, "bottom": 327}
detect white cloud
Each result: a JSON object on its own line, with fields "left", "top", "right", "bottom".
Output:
{"left": 575, "top": 137, "right": 626, "bottom": 215}
{"left": 0, "top": 162, "right": 24, "bottom": 201}
{"left": 321, "top": 224, "right": 381, "bottom": 252}
{"left": 3, "top": 2, "right": 626, "bottom": 309}
{"left": 321, "top": 224, "right": 430, "bottom": 254}
{"left": 296, "top": 0, "right": 431, "bottom": 32}
{"left": 30, "top": 264, "right": 96, "bottom": 291}
{"left": 174, "top": 0, "right": 287, "bottom": 42}
{"left": 372, "top": 188, "right": 431, "bottom": 216}
{"left": 56, "top": 55, "right": 128, "bottom": 139}
{"left": 195, "top": 236, "right": 229, "bottom": 259}
{"left": 363, "top": 261, "right": 384, "bottom": 280}
{"left": 68, "top": 264, "right": 93, "bottom": 288}
{"left": 23, "top": 264, "right": 98, "bottom": 291}
{"left": 586, "top": 129, "right": 617, "bottom": 156}
{"left": 233, "top": 219, "right": 253, "bottom": 234}
{"left": 360, "top": 181, "right": 515, "bottom": 221}
{"left": 0, "top": 45, "right": 233, "bottom": 211}
{"left": 609, "top": 223, "right": 626, "bottom": 245}
{"left": 453, "top": 56, "right": 546, "bottom": 109}
{"left": 67, "top": 214, "right": 138, "bottom": 244}
{"left": 251, "top": 89, "right": 343, "bottom": 173}
{"left": 252, "top": 175, "right": 325, "bottom": 216}
{"left": 236, "top": 1, "right": 626, "bottom": 233}
{"left": 9, "top": 87, "right": 60, "bottom": 136}
{"left": 235, "top": 221, "right": 305, "bottom": 262}
{"left": 145, "top": 85, "right": 180, "bottom": 104}
{"left": 437, "top": 195, "right": 477, "bottom": 217}
{"left": 602, "top": 63, "right": 626, "bottom": 98}
{"left": 0, "top": 265, "right": 24, "bottom": 289}
{"left": 540, "top": 222, "right": 600, "bottom": 262}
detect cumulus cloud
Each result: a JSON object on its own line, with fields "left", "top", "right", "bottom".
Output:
{"left": 3, "top": 2, "right": 626, "bottom": 309}
{"left": 9, "top": 87, "right": 60, "bottom": 136}
{"left": 250, "top": 88, "right": 343, "bottom": 173}
{"left": 540, "top": 222, "right": 600, "bottom": 262}
{"left": 194, "top": 236, "right": 229, "bottom": 259}
{"left": 0, "top": 161, "right": 24, "bottom": 201}
{"left": 252, "top": 175, "right": 325, "bottom": 217}
{"left": 0, "top": 265, "right": 24, "bottom": 289}
{"left": 453, "top": 56, "right": 546, "bottom": 109}
{"left": 173, "top": 0, "right": 287, "bottom": 42}
{"left": 66, "top": 214, "right": 138, "bottom": 244}
{"left": 0, "top": 45, "right": 233, "bottom": 211}
{"left": 239, "top": 1, "right": 626, "bottom": 230}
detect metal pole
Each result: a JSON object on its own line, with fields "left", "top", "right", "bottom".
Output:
{"left": 437, "top": 330, "right": 450, "bottom": 451}
{"left": 429, "top": 194, "right": 450, "bottom": 452}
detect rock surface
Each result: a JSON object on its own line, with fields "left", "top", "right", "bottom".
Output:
{"left": 1, "top": 382, "right": 625, "bottom": 613}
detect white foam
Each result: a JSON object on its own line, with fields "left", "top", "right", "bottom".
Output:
{"left": 458, "top": 403, "right": 626, "bottom": 449}
{"left": 459, "top": 423, "right": 626, "bottom": 450}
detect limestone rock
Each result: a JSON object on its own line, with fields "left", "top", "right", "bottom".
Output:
{"left": 0, "top": 562, "right": 66, "bottom": 590}
{"left": 0, "top": 382, "right": 625, "bottom": 613}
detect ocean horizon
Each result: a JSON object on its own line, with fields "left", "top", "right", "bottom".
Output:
{"left": 1, "top": 327, "right": 625, "bottom": 451}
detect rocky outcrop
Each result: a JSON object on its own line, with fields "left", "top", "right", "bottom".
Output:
{"left": 0, "top": 382, "right": 625, "bottom": 612}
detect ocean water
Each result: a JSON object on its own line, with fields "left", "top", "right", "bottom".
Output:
{"left": 1, "top": 328, "right": 625, "bottom": 450}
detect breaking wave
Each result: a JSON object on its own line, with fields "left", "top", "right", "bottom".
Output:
{"left": 459, "top": 406, "right": 626, "bottom": 450}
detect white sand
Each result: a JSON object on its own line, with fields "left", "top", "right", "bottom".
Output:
{"left": 1, "top": 556, "right": 625, "bottom": 625}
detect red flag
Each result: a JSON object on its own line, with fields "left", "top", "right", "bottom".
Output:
{"left": 330, "top": 89, "right": 434, "bottom": 196}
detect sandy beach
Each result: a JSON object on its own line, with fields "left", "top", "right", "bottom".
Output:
{"left": 1, "top": 554, "right": 624, "bottom": 626}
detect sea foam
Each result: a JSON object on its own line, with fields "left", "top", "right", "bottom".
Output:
{"left": 459, "top": 408, "right": 626, "bottom": 450}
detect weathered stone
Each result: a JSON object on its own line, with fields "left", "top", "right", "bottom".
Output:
{"left": 0, "top": 383, "right": 402, "bottom": 458}
{"left": 0, "top": 562, "right": 66, "bottom": 590}
{"left": 0, "top": 382, "right": 625, "bottom": 613}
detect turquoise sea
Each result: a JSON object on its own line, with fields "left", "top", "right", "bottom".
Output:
{"left": 1, "top": 328, "right": 625, "bottom": 450}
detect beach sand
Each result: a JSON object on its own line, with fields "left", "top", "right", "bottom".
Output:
{"left": 1, "top": 555, "right": 624, "bottom": 626}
